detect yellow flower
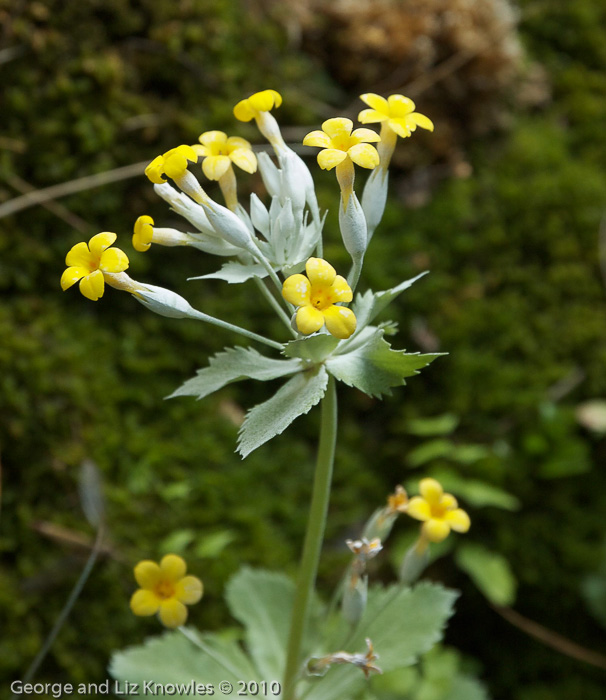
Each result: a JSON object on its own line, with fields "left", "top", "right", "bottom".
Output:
{"left": 303, "top": 117, "right": 380, "bottom": 171}
{"left": 358, "top": 93, "right": 434, "bottom": 139}
{"left": 130, "top": 554, "right": 203, "bottom": 628}
{"left": 192, "top": 131, "right": 257, "bottom": 181}
{"left": 60, "top": 232, "right": 129, "bottom": 301}
{"left": 133, "top": 215, "right": 154, "bottom": 252}
{"left": 145, "top": 145, "right": 198, "bottom": 184}
{"left": 407, "top": 478, "right": 470, "bottom": 543}
{"left": 282, "top": 257, "right": 356, "bottom": 339}
{"left": 233, "top": 89, "right": 282, "bottom": 122}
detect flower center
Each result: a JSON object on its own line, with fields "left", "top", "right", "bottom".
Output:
{"left": 154, "top": 580, "right": 176, "bottom": 600}
{"left": 310, "top": 288, "right": 332, "bottom": 310}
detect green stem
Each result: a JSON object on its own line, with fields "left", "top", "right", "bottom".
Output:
{"left": 283, "top": 376, "right": 338, "bottom": 700}
{"left": 253, "top": 277, "right": 297, "bottom": 336}
{"left": 187, "top": 309, "right": 283, "bottom": 350}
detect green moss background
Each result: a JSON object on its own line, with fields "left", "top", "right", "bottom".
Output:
{"left": 1, "top": 1, "right": 606, "bottom": 698}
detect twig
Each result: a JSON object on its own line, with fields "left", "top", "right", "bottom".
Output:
{"left": 0, "top": 161, "right": 148, "bottom": 219}
{"left": 599, "top": 213, "right": 606, "bottom": 292}
{"left": 6, "top": 174, "right": 91, "bottom": 232}
{"left": 492, "top": 604, "right": 606, "bottom": 670}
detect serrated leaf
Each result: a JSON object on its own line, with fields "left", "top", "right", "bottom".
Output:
{"left": 326, "top": 329, "right": 442, "bottom": 398}
{"left": 167, "top": 347, "right": 301, "bottom": 400}
{"left": 283, "top": 334, "right": 340, "bottom": 363}
{"left": 353, "top": 272, "right": 428, "bottom": 331}
{"left": 191, "top": 261, "right": 269, "bottom": 284}
{"left": 455, "top": 544, "right": 517, "bottom": 606}
{"left": 226, "top": 568, "right": 320, "bottom": 680}
{"left": 308, "top": 583, "right": 458, "bottom": 700}
{"left": 109, "top": 630, "right": 258, "bottom": 696}
{"left": 237, "top": 366, "right": 328, "bottom": 457}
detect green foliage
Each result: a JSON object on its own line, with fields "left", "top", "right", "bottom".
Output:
{"left": 455, "top": 544, "right": 517, "bottom": 607}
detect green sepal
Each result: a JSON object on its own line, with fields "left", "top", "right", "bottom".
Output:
{"left": 167, "top": 347, "right": 301, "bottom": 400}
{"left": 237, "top": 365, "right": 329, "bottom": 457}
{"left": 326, "top": 328, "right": 444, "bottom": 398}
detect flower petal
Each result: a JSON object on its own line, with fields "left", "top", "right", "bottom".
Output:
{"left": 202, "top": 155, "right": 231, "bottom": 181}
{"left": 79, "top": 270, "right": 104, "bottom": 301}
{"left": 317, "top": 149, "right": 348, "bottom": 170}
{"left": 229, "top": 147, "right": 257, "bottom": 174}
{"left": 145, "top": 155, "right": 167, "bottom": 184}
{"left": 387, "top": 118, "right": 412, "bottom": 139}
{"left": 410, "top": 112, "right": 434, "bottom": 132}
{"left": 61, "top": 266, "right": 89, "bottom": 291}
{"left": 226, "top": 136, "right": 252, "bottom": 150}
{"left": 423, "top": 519, "right": 451, "bottom": 543}
{"left": 387, "top": 94, "right": 415, "bottom": 116}
{"left": 134, "top": 560, "right": 162, "bottom": 589}
{"left": 357, "top": 108, "right": 387, "bottom": 124}
{"left": 440, "top": 493, "right": 458, "bottom": 510}
{"left": 199, "top": 130, "right": 227, "bottom": 146}
{"left": 248, "top": 89, "right": 282, "bottom": 112}
{"left": 89, "top": 232, "right": 117, "bottom": 258}
{"left": 175, "top": 575, "right": 204, "bottom": 605}
{"left": 130, "top": 589, "right": 161, "bottom": 616}
{"left": 329, "top": 275, "right": 353, "bottom": 303}
{"left": 445, "top": 508, "right": 471, "bottom": 533}
{"left": 282, "top": 273, "right": 311, "bottom": 306}
{"left": 160, "top": 554, "right": 187, "bottom": 582}
{"left": 322, "top": 305, "right": 357, "bottom": 339}
{"left": 159, "top": 598, "right": 188, "bottom": 628}
{"left": 348, "top": 143, "right": 379, "bottom": 169}
{"left": 306, "top": 257, "right": 336, "bottom": 287}
{"left": 296, "top": 305, "right": 325, "bottom": 335}
{"left": 360, "top": 93, "right": 389, "bottom": 113}
{"left": 65, "top": 241, "right": 95, "bottom": 269}
{"left": 406, "top": 496, "right": 431, "bottom": 522}
{"left": 233, "top": 99, "right": 256, "bottom": 122}
{"left": 419, "top": 478, "right": 443, "bottom": 505}
{"left": 351, "top": 127, "right": 381, "bottom": 144}
{"left": 100, "top": 246, "right": 129, "bottom": 273}
{"left": 322, "top": 117, "right": 353, "bottom": 139}
{"left": 303, "top": 130, "right": 332, "bottom": 149}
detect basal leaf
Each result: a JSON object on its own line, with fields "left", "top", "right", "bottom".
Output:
{"left": 167, "top": 347, "right": 301, "bottom": 400}
{"left": 237, "top": 366, "right": 329, "bottom": 457}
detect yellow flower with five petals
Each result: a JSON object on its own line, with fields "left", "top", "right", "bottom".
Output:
{"left": 407, "top": 478, "right": 470, "bottom": 543}
{"left": 358, "top": 93, "right": 434, "bottom": 139}
{"left": 233, "top": 89, "right": 282, "bottom": 122}
{"left": 130, "top": 554, "right": 203, "bottom": 628}
{"left": 192, "top": 131, "right": 257, "bottom": 181}
{"left": 145, "top": 145, "right": 198, "bottom": 185}
{"left": 60, "top": 232, "right": 129, "bottom": 301}
{"left": 282, "top": 257, "right": 356, "bottom": 339}
{"left": 303, "top": 117, "right": 380, "bottom": 171}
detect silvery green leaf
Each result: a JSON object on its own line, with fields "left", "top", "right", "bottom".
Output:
{"left": 167, "top": 347, "right": 302, "bottom": 400}
{"left": 109, "top": 629, "right": 258, "bottom": 695}
{"left": 79, "top": 459, "right": 105, "bottom": 528}
{"left": 455, "top": 544, "right": 517, "bottom": 606}
{"left": 283, "top": 335, "right": 340, "bottom": 363}
{"left": 226, "top": 568, "right": 316, "bottom": 681}
{"left": 326, "top": 329, "right": 443, "bottom": 398}
{"left": 257, "top": 151, "right": 282, "bottom": 198}
{"left": 192, "top": 261, "right": 269, "bottom": 284}
{"left": 235, "top": 203, "right": 255, "bottom": 234}
{"left": 237, "top": 365, "right": 329, "bottom": 457}
{"left": 307, "top": 583, "right": 458, "bottom": 700}
{"left": 338, "top": 192, "right": 367, "bottom": 264}
{"left": 187, "top": 231, "right": 241, "bottom": 257}
{"left": 250, "top": 193, "right": 270, "bottom": 237}
{"left": 361, "top": 167, "right": 389, "bottom": 241}
{"left": 353, "top": 272, "right": 428, "bottom": 332}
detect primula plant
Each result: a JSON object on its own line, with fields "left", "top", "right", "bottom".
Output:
{"left": 62, "top": 89, "right": 472, "bottom": 699}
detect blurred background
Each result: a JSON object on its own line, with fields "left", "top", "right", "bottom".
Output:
{"left": 1, "top": 0, "right": 606, "bottom": 698}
